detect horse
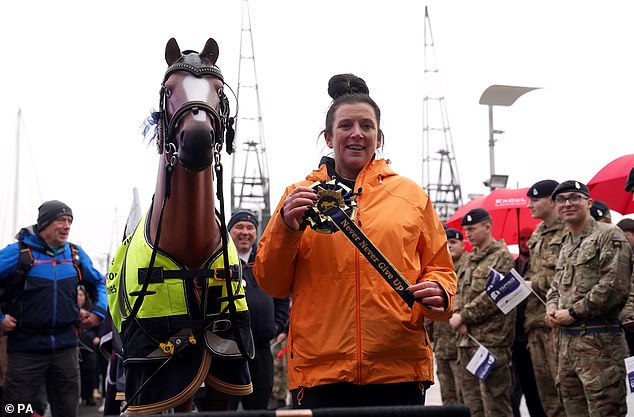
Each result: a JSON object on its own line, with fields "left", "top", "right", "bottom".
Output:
{"left": 107, "top": 37, "right": 254, "bottom": 415}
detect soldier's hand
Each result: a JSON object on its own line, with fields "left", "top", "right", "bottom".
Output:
{"left": 553, "top": 308, "right": 575, "bottom": 326}
{"left": 457, "top": 323, "right": 469, "bottom": 335}
{"left": 0, "top": 314, "right": 16, "bottom": 333}
{"left": 449, "top": 313, "right": 463, "bottom": 331}
{"left": 545, "top": 310, "right": 558, "bottom": 328}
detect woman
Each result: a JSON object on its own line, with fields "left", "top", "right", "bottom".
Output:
{"left": 254, "top": 74, "right": 456, "bottom": 408}
{"left": 77, "top": 285, "right": 100, "bottom": 406}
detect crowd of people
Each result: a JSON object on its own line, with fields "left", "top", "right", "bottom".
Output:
{"left": 0, "top": 71, "right": 632, "bottom": 417}
{"left": 435, "top": 180, "right": 634, "bottom": 417}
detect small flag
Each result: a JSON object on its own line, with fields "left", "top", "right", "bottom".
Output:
{"left": 626, "top": 356, "right": 634, "bottom": 394}
{"left": 486, "top": 268, "right": 532, "bottom": 315}
{"left": 123, "top": 187, "right": 143, "bottom": 241}
{"left": 466, "top": 345, "right": 496, "bottom": 381}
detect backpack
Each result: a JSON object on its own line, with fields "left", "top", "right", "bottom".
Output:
{"left": 0, "top": 240, "right": 84, "bottom": 312}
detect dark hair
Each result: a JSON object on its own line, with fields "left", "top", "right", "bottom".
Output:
{"left": 77, "top": 285, "right": 93, "bottom": 309}
{"left": 321, "top": 74, "right": 384, "bottom": 145}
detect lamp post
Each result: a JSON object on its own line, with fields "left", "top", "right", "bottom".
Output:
{"left": 479, "top": 85, "right": 539, "bottom": 190}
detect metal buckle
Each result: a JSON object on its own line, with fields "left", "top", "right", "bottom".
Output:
{"left": 210, "top": 319, "right": 231, "bottom": 333}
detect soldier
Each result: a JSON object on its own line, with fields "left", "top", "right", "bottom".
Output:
{"left": 524, "top": 180, "right": 565, "bottom": 417}
{"left": 546, "top": 180, "right": 632, "bottom": 417}
{"left": 616, "top": 218, "right": 634, "bottom": 355}
{"left": 589, "top": 200, "right": 612, "bottom": 224}
{"left": 449, "top": 208, "right": 515, "bottom": 417}
{"left": 431, "top": 227, "right": 465, "bottom": 405}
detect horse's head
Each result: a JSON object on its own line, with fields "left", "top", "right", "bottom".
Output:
{"left": 158, "top": 38, "right": 232, "bottom": 172}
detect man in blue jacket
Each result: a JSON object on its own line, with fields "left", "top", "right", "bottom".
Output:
{"left": 0, "top": 200, "right": 107, "bottom": 417}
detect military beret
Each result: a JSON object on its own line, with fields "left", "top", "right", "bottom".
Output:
{"left": 626, "top": 167, "right": 634, "bottom": 192}
{"left": 590, "top": 200, "right": 610, "bottom": 221}
{"left": 461, "top": 208, "right": 491, "bottom": 226}
{"left": 445, "top": 227, "right": 464, "bottom": 241}
{"left": 551, "top": 180, "right": 589, "bottom": 199}
{"left": 617, "top": 218, "right": 634, "bottom": 233}
{"left": 527, "top": 179, "right": 559, "bottom": 198}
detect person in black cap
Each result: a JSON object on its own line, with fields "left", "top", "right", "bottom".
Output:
{"left": 0, "top": 200, "right": 107, "bottom": 417}
{"left": 546, "top": 180, "right": 631, "bottom": 416}
{"left": 523, "top": 179, "right": 566, "bottom": 417}
{"left": 225, "top": 210, "right": 290, "bottom": 411}
{"left": 429, "top": 227, "right": 465, "bottom": 406}
{"left": 590, "top": 200, "right": 611, "bottom": 223}
{"left": 445, "top": 227, "right": 466, "bottom": 269}
{"left": 449, "top": 207, "right": 515, "bottom": 416}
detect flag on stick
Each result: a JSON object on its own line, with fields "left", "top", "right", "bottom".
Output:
{"left": 625, "top": 356, "right": 634, "bottom": 393}
{"left": 486, "top": 268, "right": 532, "bottom": 314}
{"left": 465, "top": 334, "right": 496, "bottom": 381}
{"left": 123, "top": 187, "right": 142, "bottom": 241}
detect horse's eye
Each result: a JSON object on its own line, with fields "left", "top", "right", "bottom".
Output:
{"left": 164, "top": 87, "right": 172, "bottom": 98}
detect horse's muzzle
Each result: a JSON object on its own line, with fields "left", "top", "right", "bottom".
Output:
{"left": 178, "top": 125, "right": 215, "bottom": 172}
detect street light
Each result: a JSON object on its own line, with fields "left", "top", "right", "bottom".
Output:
{"left": 479, "top": 85, "right": 540, "bottom": 190}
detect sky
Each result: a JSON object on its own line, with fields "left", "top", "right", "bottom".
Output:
{"left": 1, "top": 0, "right": 633, "bottom": 272}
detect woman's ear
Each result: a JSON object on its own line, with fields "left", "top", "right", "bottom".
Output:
{"left": 325, "top": 134, "right": 334, "bottom": 149}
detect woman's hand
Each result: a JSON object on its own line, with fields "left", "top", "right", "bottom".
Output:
{"left": 282, "top": 186, "right": 319, "bottom": 231}
{"left": 408, "top": 281, "right": 447, "bottom": 312}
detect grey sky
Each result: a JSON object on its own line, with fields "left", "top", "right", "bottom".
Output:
{"left": 2, "top": 0, "right": 633, "bottom": 271}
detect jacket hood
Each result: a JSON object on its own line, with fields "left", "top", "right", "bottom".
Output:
{"left": 15, "top": 225, "right": 49, "bottom": 251}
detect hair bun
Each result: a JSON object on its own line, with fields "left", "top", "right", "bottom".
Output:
{"left": 327, "top": 74, "right": 369, "bottom": 100}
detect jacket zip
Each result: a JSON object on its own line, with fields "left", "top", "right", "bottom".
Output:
{"left": 354, "top": 172, "right": 368, "bottom": 384}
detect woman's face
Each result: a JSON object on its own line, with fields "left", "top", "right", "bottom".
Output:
{"left": 77, "top": 289, "right": 86, "bottom": 307}
{"left": 325, "top": 102, "right": 379, "bottom": 179}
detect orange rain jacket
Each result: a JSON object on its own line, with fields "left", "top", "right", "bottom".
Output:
{"left": 254, "top": 158, "right": 457, "bottom": 391}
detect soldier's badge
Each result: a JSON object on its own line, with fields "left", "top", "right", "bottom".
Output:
{"left": 612, "top": 240, "right": 622, "bottom": 248}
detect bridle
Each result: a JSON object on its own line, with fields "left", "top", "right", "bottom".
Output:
{"left": 156, "top": 51, "right": 234, "bottom": 171}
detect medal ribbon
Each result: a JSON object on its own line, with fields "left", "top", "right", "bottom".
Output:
{"left": 323, "top": 204, "right": 416, "bottom": 308}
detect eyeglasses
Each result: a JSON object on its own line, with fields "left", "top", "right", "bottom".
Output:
{"left": 554, "top": 194, "right": 588, "bottom": 206}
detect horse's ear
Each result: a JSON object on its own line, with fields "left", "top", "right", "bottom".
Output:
{"left": 165, "top": 38, "right": 182, "bottom": 66}
{"left": 200, "top": 38, "right": 219, "bottom": 66}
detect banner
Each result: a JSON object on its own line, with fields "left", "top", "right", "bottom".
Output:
{"left": 466, "top": 345, "right": 496, "bottom": 381}
{"left": 486, "top": 268, "right": 531, "bottom": 315}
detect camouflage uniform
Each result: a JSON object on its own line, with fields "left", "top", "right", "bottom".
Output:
{"left": 524, "top": 219, "right": 566, "bottom": 417}
{"left": 456, "top": 239, "right": 515, "bottom": 417}
{"left": 618, "top": 251, "right": 634, "bottom": 349}
{"left": 269, "top": 337, "right": 288, "bottom": 408}
{"left": 547, "top": 218, "right": 632, "bottom": 417}
{"left": 432, "top": 254, "right": 465, "bottom": 405}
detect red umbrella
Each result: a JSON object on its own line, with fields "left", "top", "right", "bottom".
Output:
{"left": 587, "top": 154, "right": 634, "bottom": 215}
{"left": 445, "top": 188, "right": 541, "bottom": 245}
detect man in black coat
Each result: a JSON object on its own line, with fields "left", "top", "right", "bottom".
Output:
{"left": 228, "top": 210, "right": 290, "bottom": 410}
